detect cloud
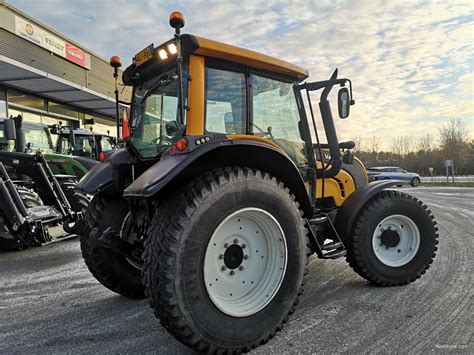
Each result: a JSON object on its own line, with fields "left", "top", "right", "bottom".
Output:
{"left": 8, "top": 0, "right": 474, "bottom": 148}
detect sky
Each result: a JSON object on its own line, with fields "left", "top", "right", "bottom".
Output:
{"left": 8, "top": 0, "right": 474, "bottom": 149}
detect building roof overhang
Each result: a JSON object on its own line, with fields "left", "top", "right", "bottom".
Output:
{"left": 0, "top": 55, "right": 125, "bottom": 119}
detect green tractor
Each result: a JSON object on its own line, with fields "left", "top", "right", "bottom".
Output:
{"left": 77, "top": 12, "right": 438, "bottom": 353}
{"left": 0, "top": 115, "right": 97, "bottom": 178}
{"left": 0, "top": 118, "right": 89, "bottom": 250}
{"left": 50, "top": 122, "right": 116, "bottom": 161}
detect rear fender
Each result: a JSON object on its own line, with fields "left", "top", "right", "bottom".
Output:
{"left": 334, "top": 180, "right": 401, "bottom": 242}
{"left": 123, "top": 140, "right": 313, "bottom": 216}
{"left": 76, "top": 148, "right": 135, "bottom": 195}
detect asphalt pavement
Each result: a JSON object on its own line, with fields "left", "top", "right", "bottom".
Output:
{"left": 1, "top": 187, "right": 472, "bottom": 354}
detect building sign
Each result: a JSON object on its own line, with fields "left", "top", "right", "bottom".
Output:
{"left": 65, "top": 43, "right": 86, "bottom": 67}
{"left": 14, "top": 16, "right": 90, "bottom": 69}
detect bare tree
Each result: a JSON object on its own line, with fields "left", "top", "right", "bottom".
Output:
{"left": 438, "top": 119, "right": 470, "bottom": 174}
{"left": 352, "top": 134, "right": 366, "bottom": 153}
{"left": 439, "top": 119, "right": 469, "bottom": 147}
{"left": 391, "top": 135, "right": 414, "bottom": 158}
{"left": 369, "top": 135, "right": 381, "bottom": 154}
{"left": 416, "top": 134, "right": 434, "bottom": 153}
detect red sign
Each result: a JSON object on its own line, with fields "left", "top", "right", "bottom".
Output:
{"left": 65, "top": 43, "right": 86, "bottom": 68}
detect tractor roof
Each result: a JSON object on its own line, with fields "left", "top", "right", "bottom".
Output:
{"left": 124, "top": 34, "right": 309, "bottom": 84}
{"left": 193, "top": 36, "right": 309, "bottom": 81}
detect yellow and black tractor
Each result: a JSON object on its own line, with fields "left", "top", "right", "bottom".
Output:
{"left": 77, "top": 12, "right": 438, "bottom": 353}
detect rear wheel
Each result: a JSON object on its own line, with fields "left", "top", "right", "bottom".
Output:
{"left": 346, "top": 190, "right": 438, "bottom": 286}
{"left": 80, "top": 195, "right": 145, "bottom": 298}
{"left": 411, "top": 177, "right": 420, "bottom": 187}
{"left": 142, "top": 168, "right": 309, "bottom": 353}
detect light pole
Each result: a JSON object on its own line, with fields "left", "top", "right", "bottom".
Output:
{"left": 109, "top": 55, "right": 122, "bottom": 139}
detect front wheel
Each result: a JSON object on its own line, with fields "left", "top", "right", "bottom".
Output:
{"left": 142, "top": 168, "right": 309, "bottom": 353}
{"left": 0, "top": 186, "right": 43, "bottom": 251}
{"left": 346, "top": 190, "right": 438, "bottom": 286}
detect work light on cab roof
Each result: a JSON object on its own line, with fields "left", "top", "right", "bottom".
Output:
{"left": 169, "top": 11, "right": 185, "bottom": 29}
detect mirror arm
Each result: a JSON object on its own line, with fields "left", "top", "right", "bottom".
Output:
{"left": 345, "top": 79, "right": 355, "bottom": 105}
{"left": 321, "top": 69, "right": 338, "bottom": 101}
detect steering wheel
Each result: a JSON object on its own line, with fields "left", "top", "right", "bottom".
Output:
{"left": 151, "top": 136, "right": 173, "bottom": 145}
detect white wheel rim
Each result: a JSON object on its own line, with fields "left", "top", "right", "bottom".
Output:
{"left": 203, "top": 208, "right": 287, "bottom": 317}
{"left": 372, "top": 214, "right": 420, "bottom": 267}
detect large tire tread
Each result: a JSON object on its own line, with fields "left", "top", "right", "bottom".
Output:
{"left": 0, "top": 186, "right": 43, "bottom": 251}
{"left": 142, "top": 167, "right": 311, "bottom": 353}
{"left": 81, "top": 195, "right": 144, "bottom": 299}
{"left": 346, "top": 190, "right": 439, "bottom": 286}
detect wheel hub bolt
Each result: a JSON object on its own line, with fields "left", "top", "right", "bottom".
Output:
{"left": 229, "top": 270, "right": 235, "bottom": 276}
{"left": 241, "top": 243, "right": 247, "bottom": 249}
{"left": 233, "top": 239, "right": 239, "bottom": 244}
{"left": 239, "top": 266, "right": 244, "bottom": 271}
{"left": 219, "top": 254, "right": 224, "bottom": 259}
{"left": 221, "top": 266, "right": 227, "bottom": 271}
{"left": 224, "top": 243, "right": 229, "bottom": 248}
{"left": 244, "top": 255, "right": 249, "bottom": 260}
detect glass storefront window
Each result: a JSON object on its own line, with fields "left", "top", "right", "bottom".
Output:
{"left": 49, "top": 102, "right": 79, "bottom": 118}
{"left": 8, "top": 89, "right": 47, "bottom": 111}
{"left": 0, "top": 89, "right": 6, "bottom": 118}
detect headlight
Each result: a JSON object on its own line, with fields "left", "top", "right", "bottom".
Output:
{"left": 158, "top": 49, "right": 168, "bottom": 60}
{"left": 168, "top": 43, "right": 177, "bottom": 54}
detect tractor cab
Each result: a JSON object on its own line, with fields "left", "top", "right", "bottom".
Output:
{"left": 0, "top": 119, "right": 55, "bottom": 154}
{"left": 0, "top": 116, "right": 97, "bottom": 178}
{"left": 119, "top": 24, "right": 363, "bottom": 210}
{"left": 50, "top": 123, "right": 115, "bottom": 161}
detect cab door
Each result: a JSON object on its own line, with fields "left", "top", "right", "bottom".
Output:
{"left": 250, "top": 74, "right": 311, "bottom": 177}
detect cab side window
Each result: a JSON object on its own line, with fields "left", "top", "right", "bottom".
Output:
{"left": 60, "top": 137, "right": 70, "bottom": 154}
{"left": 252, "top": 75, "right": 307, "bottom": 166}
{"left": 205, "top": 68, "right": 246, "bottom": 134}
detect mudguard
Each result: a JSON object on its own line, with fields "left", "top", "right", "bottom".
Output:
{"left": 123, "top": 153, "right": 188, "bottom": 198}
{"left": 76, "top": 148, "right": 135, "bottom": 195}
{"left": 334, "top": 180, "right": 401, "bottom": 242}
{"left": 123, "top": 140, "right": 249, "bottom": 198}
{"left": 123, "top": 140, "right": 312, "bottom": 214}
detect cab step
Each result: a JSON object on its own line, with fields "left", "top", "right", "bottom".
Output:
{"left": 321, "top": 241, "right": 342, "bottom": 251}
{"left": 324, "top": 249, "right": 347, "bottom": 259}
{"left": 308, "top": 215, "right": 328, "bottom": 225}
{"left": 307, "top": 213, "right": 347, "bottom": 260}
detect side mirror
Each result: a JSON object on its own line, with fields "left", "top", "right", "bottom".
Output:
{"left": 3, "top": 119, "right": 16, "bottom": 141}
{"left": 338, "top": 87, "right": 350, "bottom": 119}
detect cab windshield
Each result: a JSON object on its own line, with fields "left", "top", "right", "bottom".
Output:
{"left": 130, "top": 68, "right": 186, "bottom": 159}
{"left": 71, "top": 135, "right": 95, "bottom": 158}
{"left": 0, "top": 123, "right": 54, "bottom": 153}
{"left": 23, "top": 126, "right": 54, "bottom": 153}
